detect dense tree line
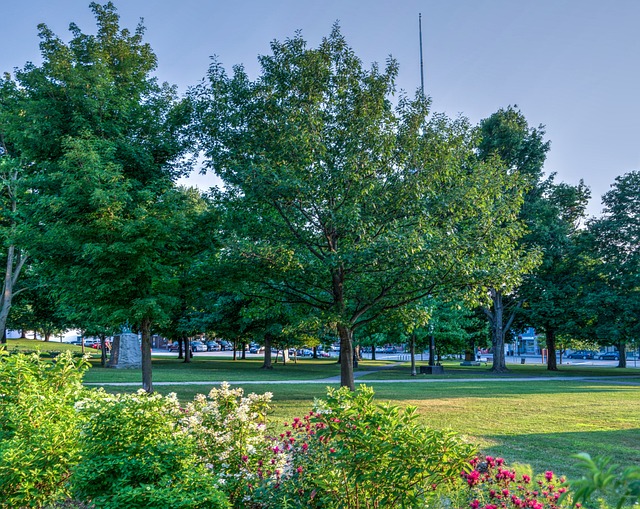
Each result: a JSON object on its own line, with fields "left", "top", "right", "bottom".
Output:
{"left": 0, "top": 3, "right": 636, "bottom": 390}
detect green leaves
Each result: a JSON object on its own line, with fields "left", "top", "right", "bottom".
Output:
{"left": 263, "top": 385, "right": 476, "bottom": 508}
{"left": 194, "top": 27, "right": 530, "bottom": 389}
{"left": 0, "top": 352, "right": 89, "bottom": 507}
{"left": 568, "top": 453, "right": 640, "bottom": 509}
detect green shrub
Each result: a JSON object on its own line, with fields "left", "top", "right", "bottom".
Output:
{"left": 71, "top": 389, "right": 229, "bottom": 509}
{"left": 568, "top": 453, "right": 640, "bottom": 509}
{"left": 254, "top": 385, "right": 476, "bottom": 508}
{"left": 0, "top": 351, "right": 89, "bottom": 508}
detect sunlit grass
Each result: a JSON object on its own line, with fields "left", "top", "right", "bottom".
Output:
{"left": 101, "top": 377, "right": 640, "bottom": 478}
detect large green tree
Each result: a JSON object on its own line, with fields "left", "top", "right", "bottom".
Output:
{"left": 194, "top": 27, "right": 529, "bottom": 389}
{"left": 517, "top": 179, "right": 590, "bottom": 370}
{"left": 0, "top": 3, "right": 192, "bottom": 391}
{"left": 585, "top": 171, "right": 640, "bottom": 367}
{"left": 477, "top": 106, "right": 548, "bottom": 372}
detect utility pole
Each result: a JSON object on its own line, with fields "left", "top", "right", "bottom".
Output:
{"left": 419, "top": 13, "right": 425, "bottom": 97}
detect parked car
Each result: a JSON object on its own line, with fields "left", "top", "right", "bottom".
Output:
{"left": 169, "top": 342, "right": 193, "bottom": 353}
{"left": 191, "top": 341, "right": 207, "bottom": 352}
{"left": 566, "top": 350, "right": 597, "bottom": 359}
{"left": 597, "top": 351, "right": 619, "bottom": 360}
{"left": 249, "top": 343, "right": 264, "bottom": 354}
{"left": 218, "top": 340, "right": 233, "bottom": 351}
{"left": 71, "top": 338, "right": 98, "bottom": 347}
{"left": 206, "top": 340, "right": 221, "bottom": 351}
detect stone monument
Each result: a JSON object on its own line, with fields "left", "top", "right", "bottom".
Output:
{"left": 108, "top": 325, "right": 142, "bottom": 369}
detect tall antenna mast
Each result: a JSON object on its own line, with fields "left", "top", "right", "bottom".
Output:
{"left": 419, "top": 13, "right": 425, "bottom": 97}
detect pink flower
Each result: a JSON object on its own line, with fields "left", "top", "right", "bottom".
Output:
{"left": 242, "top": 455, "right": 248, "bottom": 463}
{"left": 545, "top": 471, "right": 554, "bottom": 482}
{"left": 297, "top": 466, "right": 303, "bottom": 474}
{"left": 466, "top": 470, "right": 481, "bottom": 486}
{"left": 470, "top": 499, "right": 480, "bottom": 509}
{"left": 302, "top": 442, "right": 309, "bottom": 451}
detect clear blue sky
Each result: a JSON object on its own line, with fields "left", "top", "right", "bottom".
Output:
{"left": 2, "top": 0, "right": 638, "bottom": 216}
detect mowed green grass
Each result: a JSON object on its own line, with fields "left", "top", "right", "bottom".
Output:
{"left": 0, "top": 338, "right": 96, "bottom": 354}
{"left": 98, "top": 370, "right": 640, "bottom": 478}
{"left": 83, "top": 357, "right": 347, "bottom": 383}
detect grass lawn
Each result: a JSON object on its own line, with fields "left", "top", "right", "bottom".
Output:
{"left": 0, "top": 338, "right": 96, "bottom": 354}
{"left": 96, "top": 363, "right": 640, "bottom": 478}
{"left": 83, "top": 357, "right": 348, "bottom": 383}
{"left": 359, "top": 360, "right": 640, "bottom": 379}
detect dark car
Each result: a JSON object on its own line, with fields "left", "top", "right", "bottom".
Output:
{"left": 597, "top": 351, "right": 619, "bottom": 360}
{"left": 566, "top": 350, "right": 597, "bottom": 359}
{"left": 219, "top": 340, "right": 233, "bottom": 351}
{"left": 206, "top": 340, "right": 221, "bottom": 351}
{"left": 169, "top": 342, "right": 192, "bottom": 353}
{"left": 190, "top": 341, "right": 207, "bottom": 352}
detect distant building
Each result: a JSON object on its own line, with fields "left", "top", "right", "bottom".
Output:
{"left": 515, "top": 327, "right": 539, "bottom": 355}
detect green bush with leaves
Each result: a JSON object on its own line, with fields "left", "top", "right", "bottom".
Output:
{"left": 254, "top": 385, "right": 476, "bottom": 508}
{"left": 568, "top": 453, "right": 640, "bottom": 509}
{"left": 0, "top": 351, "right": 89, "bottom": 508}
{"left": 71, "top": 389, "right": 229, "bottom": 509}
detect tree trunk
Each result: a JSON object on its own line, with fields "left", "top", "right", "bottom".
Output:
{"left": 262, "top": 335, "right": 273, "bottom": 369}
{"left": 484, "top": 289, "right": 512, "bottom": 373}
{"left": 337, "top": 324, "right": 355, "bottom": 391}
{"left": 233, "top": 340, "right": 237, "bottom": 361}
{"left": 545, "top": 329, "right": 558, "bottom": 371}
{"left": 44, "top": 331, "right": 51, "bottom": 342}
{"left": 100, "top": 333, "right": 107, "bottom": 367}
{"left": 183, "top": 336, "right": 191, "bottom": 363}
{"left": 0, "top": 242, "right": 28, "bottom": 342}
{"left": 177, "top": 336, "right": 184, "bottom": 359}
{"left": 618, "top": 341, "right": 627, "bottom": 368}
{"left": 371, "top": 344, "right": 376, "bottom": 361}
{"left": 241, "top": 341, "right": 246, "bottom": 360}
{"left": 410, "top": 333, "right": 417, "bottom": 376}
{"left": 141, "top": 318, "right": 153, "bottom": 393}
{"left": 312, "top": 346, "right": 318, "bottom": 359}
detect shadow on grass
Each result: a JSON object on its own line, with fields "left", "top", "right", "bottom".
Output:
{"left": 84, "top": 357, "right": 344, "bottom": 383}
{"left": 482, "top": 429, "right": 640, "bottom": 477}
{"left": 358, "top": 363, "right": 640, "bottom": 381}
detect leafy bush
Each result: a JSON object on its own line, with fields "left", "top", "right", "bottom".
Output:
{"left": 180, "top": 382, "right": 277, "bottom": 507}
{"left": 71, "top": 389, "right": 229, "bottom": 509}
{"left": 568, "top": 453, "right": 640, "bottom": 509}
{"left": 0, "top": 351, "right": 88, "bottom": 508}
{"left": 253, "top": 385, "right": 476, "bottom": 508}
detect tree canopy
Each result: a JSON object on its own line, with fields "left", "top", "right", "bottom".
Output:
{"left": 193, "top": 27, "right": 531, "bottom": 388}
